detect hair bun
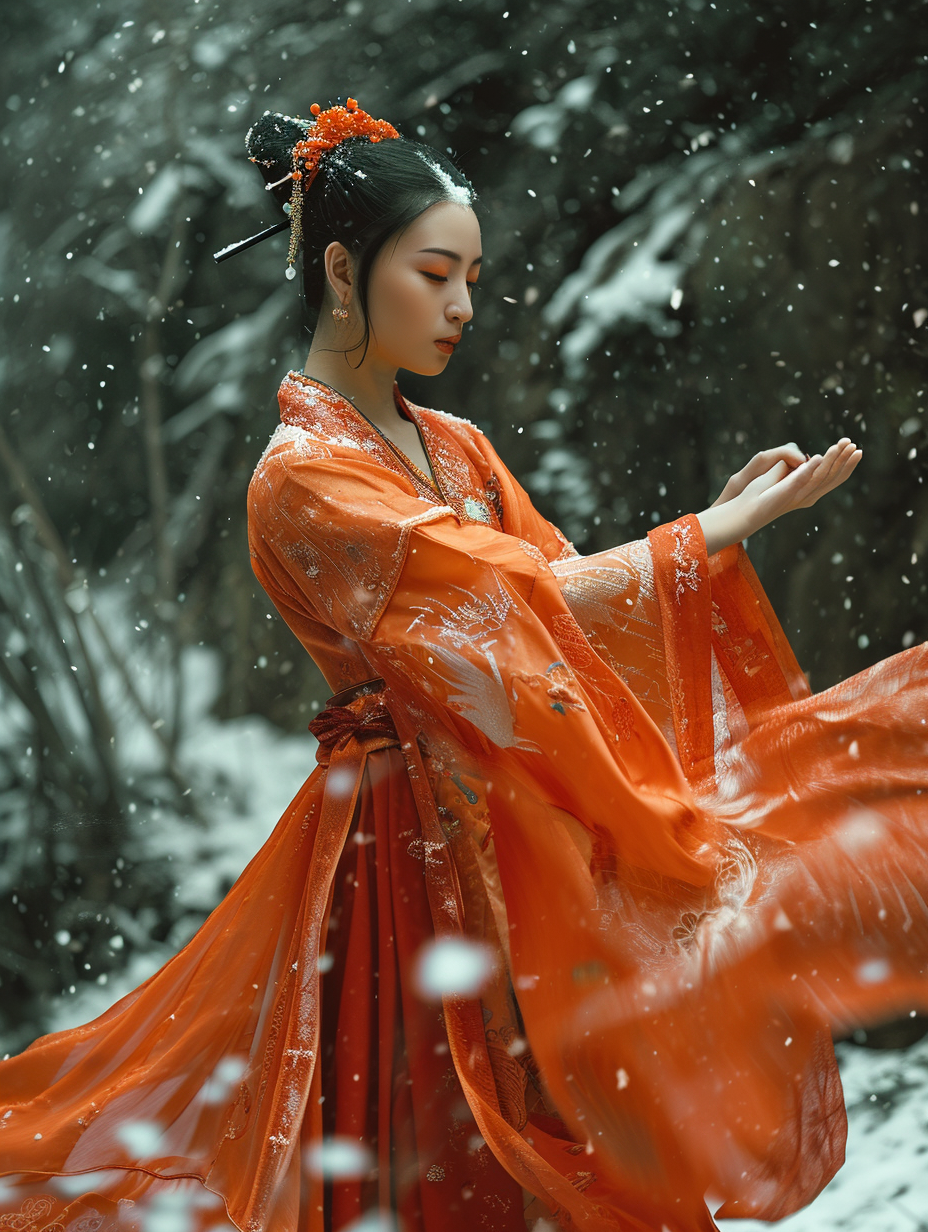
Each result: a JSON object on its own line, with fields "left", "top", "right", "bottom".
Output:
{"left": 245, "top": 111, "right": 311, "bottom": 207}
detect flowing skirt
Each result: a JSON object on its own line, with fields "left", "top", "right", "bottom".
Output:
{"left": 1, "top": 652, "right": 928, "bottom": 1232}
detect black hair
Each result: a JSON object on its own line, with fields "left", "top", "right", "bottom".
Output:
{"left": 245, "top": 108, "right": 481, "bottom": 365}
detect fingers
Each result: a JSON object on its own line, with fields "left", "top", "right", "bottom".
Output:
{"left": 737, "top": 437, "right": 862, "bottom": 521}
{"left": 808, "top": 438, "right": 858, "bottom": 482}
{"left": 749, "top": 457, "right": 792, "bottom": 495}
{"left": 735, "top": 446, "right": 804, "bottom": 498}
{"left": 823, "top": 439, "right": 862, "bottom": 490}
{"left": 751, "top": 443, "right": 807, "bottom": 474}
{"left": 798, "top": 438, "right": 862, "bottom": 506}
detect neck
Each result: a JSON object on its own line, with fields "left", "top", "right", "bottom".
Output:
{"left": 303, "top": 318, "right": 401, "bottom": 426}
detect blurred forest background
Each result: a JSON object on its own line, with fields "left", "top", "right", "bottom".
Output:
{"left": 0, "top": 0, "right": 925, "bottom": 1061}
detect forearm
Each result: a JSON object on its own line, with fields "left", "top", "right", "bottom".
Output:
{"left": 695, "top": 495, "right": 757, "bottom": 557}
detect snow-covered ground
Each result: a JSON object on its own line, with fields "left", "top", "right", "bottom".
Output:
{"left": 30, "top": 628, "right": 320, "bottom": 1041}
{"left": 725, "top": 1034, "right": 928, "bottom": 1232}
{"left": 4, "top": 590, "right": 928, "bottom": 1229}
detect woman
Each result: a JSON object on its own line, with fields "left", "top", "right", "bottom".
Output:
{"left": 0, "top": 98, "right": 925, "bottom": 1232}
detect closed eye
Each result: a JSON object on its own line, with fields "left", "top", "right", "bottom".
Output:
{"left": 420, "top": 271, "right": 481, "bottom": 292}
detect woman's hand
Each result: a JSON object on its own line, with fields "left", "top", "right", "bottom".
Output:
{"left": 741, "top": 437, "right": 862, "bottom": 522}
{"left": 696, "top": 438, "right": 862, "bottom": 556}
{"left": 710, "top": 443, "right": 807, "bottom": 508}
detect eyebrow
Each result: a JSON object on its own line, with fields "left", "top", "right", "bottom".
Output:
{"left": 417, "top": 247, "right": 482, "bottom": 266}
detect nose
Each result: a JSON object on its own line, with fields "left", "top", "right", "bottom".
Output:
{"left": 448, "top": 289, "right": 473, "bottom": 327}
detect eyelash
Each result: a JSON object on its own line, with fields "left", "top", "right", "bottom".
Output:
{"left": 421, "top": 272, "right": 481, "bottom": 293}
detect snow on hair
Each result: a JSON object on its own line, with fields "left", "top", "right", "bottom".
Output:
{"left": 415, "top": 150, "right": 474, "bottom": 207}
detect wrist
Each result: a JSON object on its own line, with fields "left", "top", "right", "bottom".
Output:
{"left": 711, "top": 478, "right": 740, "bottom": 508}
{"left": 695, "top": 493, "right": 757, "bottom": 556}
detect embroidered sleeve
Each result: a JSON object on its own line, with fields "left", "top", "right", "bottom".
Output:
{"left": 367, "top": 511, "right": 716, "bottom": 888}
{"left": 669, "top": 519, "right": 701, "bottom": 602}
{"left": 548, "top": 536, "right": 675, "bottom": 747}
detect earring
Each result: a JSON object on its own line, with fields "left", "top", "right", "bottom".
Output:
{"left": 332, "top": 303, "right": 349, "bottom": 320}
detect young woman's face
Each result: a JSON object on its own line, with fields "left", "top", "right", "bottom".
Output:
{"left": 362, "top": 201, "right": 482, "bottom": 375}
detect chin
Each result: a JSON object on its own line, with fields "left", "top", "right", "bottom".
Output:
{"left": 403, "top": 356, "right": 449, "bottom": 377}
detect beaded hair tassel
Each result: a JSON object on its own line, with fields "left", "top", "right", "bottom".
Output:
{"left": 282, "top": 97, "right": 400, "bottom": 279}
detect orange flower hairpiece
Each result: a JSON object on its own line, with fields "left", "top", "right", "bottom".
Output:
{"left": 283, "top": 97, "right": 400, "bottom": 278}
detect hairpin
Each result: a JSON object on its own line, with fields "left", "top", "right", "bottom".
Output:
{"left": 213, "top": 218, "right": 290, "bottom": 264}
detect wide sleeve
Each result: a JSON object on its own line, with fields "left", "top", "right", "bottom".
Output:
{"left": 550, "top": 520, "right": 813, "bottom": 784}
{"left": 247, "top": 435, "right": 722, "bottom": 890}
{"left": 460, "top": 422, "right": 812, "bottom": 785}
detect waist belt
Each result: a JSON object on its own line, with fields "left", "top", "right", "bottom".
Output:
{"left": 307, "top": 675, "right": 399, "bottom": 765}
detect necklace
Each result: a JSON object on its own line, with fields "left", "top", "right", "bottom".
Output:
{"left": 296, "top": 372, "right": 444, "bottom": 499}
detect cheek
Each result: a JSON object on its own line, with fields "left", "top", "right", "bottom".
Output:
{"left": 368, "top": 270, "right": 432, "bottom": 337}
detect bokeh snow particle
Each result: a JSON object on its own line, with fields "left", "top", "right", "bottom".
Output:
{"left": 413, "top": 936, "right": 498, "bottom": 1001}
{"left": 304, "top": 1136, "right": 376, "bottom": 1180}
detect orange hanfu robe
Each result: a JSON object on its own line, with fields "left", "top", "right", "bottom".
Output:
{"left": 1, "top": 370, "right": 927, "bottom": 1232}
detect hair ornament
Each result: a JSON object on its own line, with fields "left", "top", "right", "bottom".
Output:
{"left": 215, "top": 98, "right": 399, "bottom": 270}
{"left": 284, "top": 98, "right": 400, "bottom": 277}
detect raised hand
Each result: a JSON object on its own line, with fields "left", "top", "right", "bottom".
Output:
{"left": 742, "top": 437, "right": 862, "bottom": 522}
{"left": 696, "top": 438, "right": 862, "bottom": 556}
{"left": 710, "top": 442, "right": 807, "bottom": 508}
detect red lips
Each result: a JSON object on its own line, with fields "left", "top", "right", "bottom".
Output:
{"left": 435, "top": 335, "right": 462, "bottom": 344}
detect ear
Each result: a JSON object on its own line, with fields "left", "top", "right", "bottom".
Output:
{"left": 323, "top": 241, "right": 354, "bottom": 304}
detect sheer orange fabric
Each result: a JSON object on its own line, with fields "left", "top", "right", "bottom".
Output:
{"left": 1, "top": 371, "right": 926, "bottom": 1231}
